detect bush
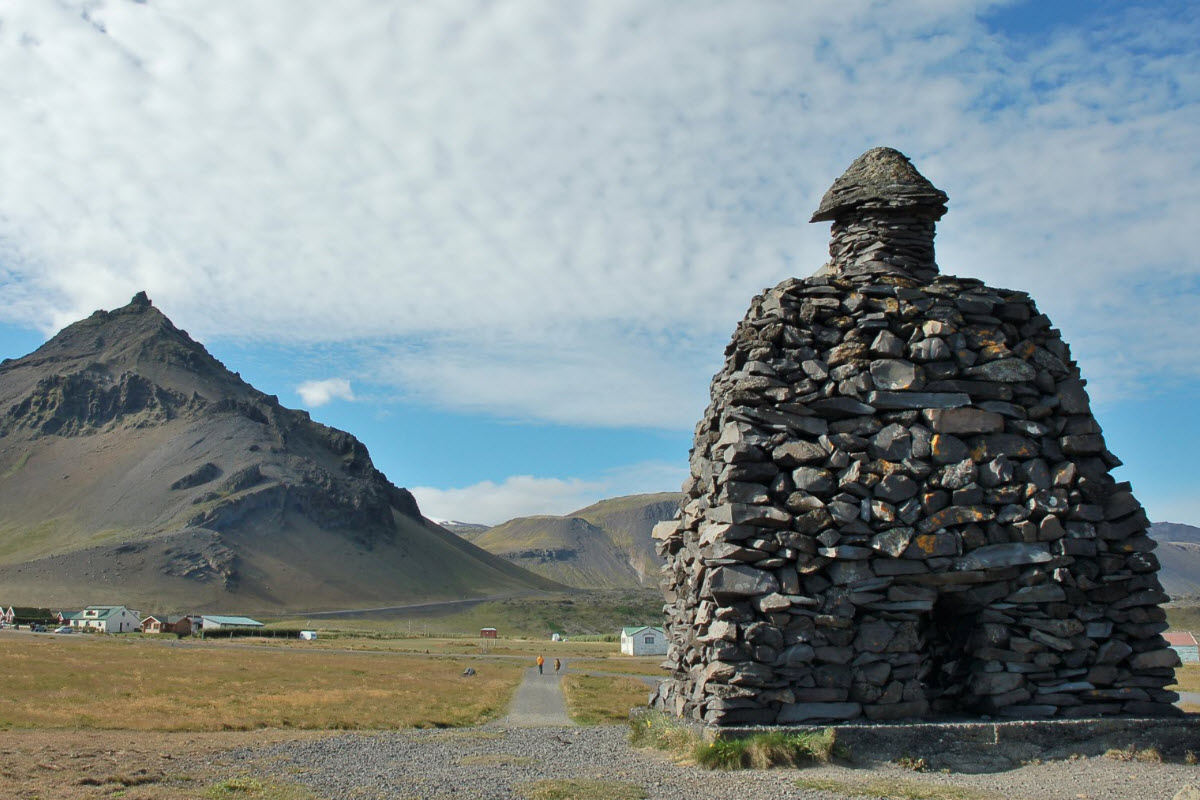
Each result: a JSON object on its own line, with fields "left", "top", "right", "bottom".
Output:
{"left": 628, "top": 710, "right": 700, "bottom": 756}
{"left": 694, "top": 729, "right": 837, "bottom": 770}
{"left": 629, "top": 710, "right": 837, "bottom": 770}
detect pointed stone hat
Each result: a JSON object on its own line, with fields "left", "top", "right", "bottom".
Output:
{"left": 809, "top": 146, "right": 948, "bottom": 223}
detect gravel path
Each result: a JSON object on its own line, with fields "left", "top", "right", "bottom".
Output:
{"left": 224, "top": 725, "right": 1199, "bottom": 800}
{"left": 207, "top": 656, "right": 1200, "bottom": 799}
{"left": 492, "top": 666, "right": 574, "bottom": 728}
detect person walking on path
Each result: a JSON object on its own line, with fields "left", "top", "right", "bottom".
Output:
{"left": 536, "top": 654, "right": 544, "bottom": 674}
{"left": 554, "top": 658, "right": 561, "bottom": 674}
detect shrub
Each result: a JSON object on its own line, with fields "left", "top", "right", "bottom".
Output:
{"left": 630, "top": 710, "right": 837, "bottom": 770}
{"left": 694, "top": 729, "right": 836, "bottom": 770}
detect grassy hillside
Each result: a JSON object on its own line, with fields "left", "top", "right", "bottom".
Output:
{"left": 0, "top": 294, "right": 563, "bottom": 612}
{"left": 1166, "top": 604, "right": 1200, "bottom": 633}
{"left": 466, "top": 493, "right": 681, "bottom": 589}
{"left": 275, "top": 588, "right": 665, "bottom": 638}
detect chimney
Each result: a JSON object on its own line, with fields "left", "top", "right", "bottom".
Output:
{"left": 810, "top": 147, "right": 947, "bottom": 282}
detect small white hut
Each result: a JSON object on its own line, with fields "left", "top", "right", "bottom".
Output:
{"left": 620, "top": 625, "right": 667, "bottom": 656}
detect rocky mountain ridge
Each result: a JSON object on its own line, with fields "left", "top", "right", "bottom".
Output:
{"left": 455, "top": 493, "right": 683, "bottom": 589}
{"left": 0, "top": 293, "right": 560, "bottom": 611}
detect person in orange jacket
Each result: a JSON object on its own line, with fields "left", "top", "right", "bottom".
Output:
{"left": 536, "top": 654, "right": 544, "bottom": 674}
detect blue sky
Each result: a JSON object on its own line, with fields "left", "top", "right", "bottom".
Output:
{"left": 1, "top": 1, "right": 1198, "bottom": 525}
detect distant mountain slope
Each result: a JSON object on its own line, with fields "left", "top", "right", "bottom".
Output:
{"left": 467, "top": 492, "right": 682, "bottom": 589}
{"left": 0, "top": 293, "right": 560, "bottom": 612}
{"left": 1150, "top": 522, "right": 1200, "bottom": 602}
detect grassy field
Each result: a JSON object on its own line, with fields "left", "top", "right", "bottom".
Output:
{"left": 0, "top": 633, "right": 523, "bottom": 730}
{"left": 562, "top": 674, "right": 653, "bottom": 725}
{"left": 271, "top": 588, "right": 664, "bottom": 639}
{"left": 567, "top": 656, "right": 664, "bottom": 677}
{"left": 1169, "top": 663, "right": 1199, "bottom": 692}
{"left": 261, "top": 633, "right": 631, "bottom": 662}
{"left": 1166, "top": 604, "right": 1200, "bottom": 632}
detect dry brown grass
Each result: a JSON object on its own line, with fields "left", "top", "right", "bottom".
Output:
{"left": 1168, "top": 663, "right": 1200, "bottom": 692}
{"left": 561, "top": 674, "right": 652, "bottom": 725}
{"left": 794, "top": 776, "right": 1000, "bottom": 800}
{"left": 0, "top": 729, "right": 322, "bottom": 800}
{"left": 567, "top": 657, "right": 664, "bottom": 676}
{"left": 0, "top": 634, "right": 523, "bottom": 730}
{"left": 285, "top": 634, "right": 624, "bottom": 660}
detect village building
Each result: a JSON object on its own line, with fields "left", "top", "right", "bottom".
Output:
{"left": 1166, "top": 631, "right": 1199, "bottom": 665}
{"left": 140, "top": 614, "right": 194, "bottom": 635}
{"left": 200, "top": 615, "right": 264, "bottom": 631}
{"left": 621, "top": 625, "right": 668, "bottom": 656}
{"left": 69, "top": 606, "right": 140, "bottom": 633}
{"left": 1, "top": 606, "right": 14, "bottom": 624}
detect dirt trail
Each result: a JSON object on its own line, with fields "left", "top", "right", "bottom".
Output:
{"left": 493, "top": 666, "right": 575, "bottom": 727}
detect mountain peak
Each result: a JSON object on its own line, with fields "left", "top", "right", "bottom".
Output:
{"left": 125, "top": 290, "right": 153, "bottom": 311}
{"left": 0, "top": 298, "right": 562, "bottom": 611}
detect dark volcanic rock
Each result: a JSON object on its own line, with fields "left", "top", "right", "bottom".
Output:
{"left": 0, "top": 293, "right": 558, "bottom": 611}
{"left": 653, "top": 148, "right": 1178, "bottom": 727}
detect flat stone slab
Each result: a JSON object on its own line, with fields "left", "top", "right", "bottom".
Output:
{"left": 698, "top": 716, "right": 1200, "bottom": 774}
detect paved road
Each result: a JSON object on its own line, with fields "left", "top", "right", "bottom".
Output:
{"left": 1178, "top": 690, "right": 1200, "bottom": 705}
{"left": 493, "top": 666, "right": 574, "bottom": 727}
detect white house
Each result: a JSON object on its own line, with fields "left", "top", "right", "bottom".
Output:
{"left": 70, "top": 606, "right": 140, "bottom": 633}
{"left": 620, "top": 626, "right": 667, "bottom": 656}
{"left": 200, "top": 615, "right": 264, "bottom": 631}
{"left": 1, "top": 606, "right": 14, "bottom": 624}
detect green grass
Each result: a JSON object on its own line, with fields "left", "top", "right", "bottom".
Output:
{"left": 0, "top": 450, "right": 31, "bottom": 479}
{"left": 562, "top": 674, "right": 652, "bottom": 725}
{"left": 205, "top": 776, "right": 317, "bottom": 799}
{"left": 695, "top": 729, "right": 837, "bottom": 770}
{"left": 629, "top": 710, "right": 837, "bottom": 770}
{"left": 515, "top": 779, "right": 647, "bottom": 800}
{"left": 1166, "top": 605, "right": 1200, "bottom": 632}
{"left": 795, "top": 776, "right": 999, "bottom": 800}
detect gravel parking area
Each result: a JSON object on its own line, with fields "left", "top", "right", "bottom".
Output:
{"left": 226, "top": 725, "right": 1199, "bottom": 800}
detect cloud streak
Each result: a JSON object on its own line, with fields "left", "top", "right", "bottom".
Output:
{"left": 411, "top": 460, "right": 687, "bottom": 525}
{"left": 0, "top": 1, "right": 1196, "bottom": 428}
{"left": 296, "top": 378, "right": 355, "bottom": 408}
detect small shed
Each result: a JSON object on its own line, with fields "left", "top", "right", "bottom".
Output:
{"left": 480, "top": 627, "right": 497, "bottom": 639}
{"left": 621, "top": 626, "right": 667, "bottom": 656}
{"left": 300, "top": 630, "right": 318, "bottom": 641}
{"left": 1165, "top": 631, "right": 1199, "bottom": 664}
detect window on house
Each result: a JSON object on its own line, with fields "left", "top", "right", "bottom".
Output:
{"left": 645, "top": 636, "right": 655, "bottom": 644}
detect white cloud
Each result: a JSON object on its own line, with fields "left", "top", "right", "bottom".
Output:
{"left": 412, "top": 476, "right": 607, "bottom": 527}
{"left": 0, "top": 1, "right": 1197, "bottom": 427}
{"left": 296, "top": 378, "right": 355, "bottom": 408}
{"left": 411, "top": 460, "right": 687, "bottom": 525}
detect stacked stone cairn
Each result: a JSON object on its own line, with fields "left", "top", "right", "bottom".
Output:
{"left": 651, "top": 147, "right": 1182, "bottom": 725}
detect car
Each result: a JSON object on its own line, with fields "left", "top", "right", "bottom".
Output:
{"left": 54, "top": 626, "right": 73, "bottom": 634}
{"left": 30, "top": 624, "right": 46, "bottom": 632}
